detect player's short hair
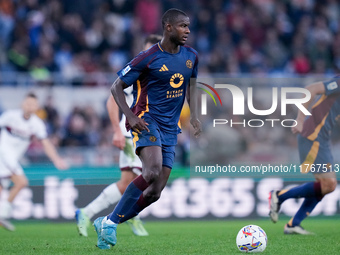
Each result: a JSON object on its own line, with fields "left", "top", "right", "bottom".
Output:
{"left": 144, "top": 34, "right": 162, "bottom": 45}
{"left": 26, "top": 92, "right": 37, "bottom": 99}
{"left": 161, "top": 8, "right": 188, "bottom": 29}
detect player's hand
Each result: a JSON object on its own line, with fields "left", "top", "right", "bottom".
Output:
{"left": 113, "top": 129, "right": 126, "bottom": 150}
{"left": 54, "top": 158, "right": 69, "bottom": 171}
{"left": 291, "top": 120, "right": 303, "bottom": 134}
{"left": 190, "top": 118, "right": 202, "bottom": 138}
{"left": 128, "top": 115, "right": 149, "bottom": 134}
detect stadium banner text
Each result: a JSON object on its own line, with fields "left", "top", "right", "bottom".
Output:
{"left": 1, "top": 176, "right": 339, "bottom": 220}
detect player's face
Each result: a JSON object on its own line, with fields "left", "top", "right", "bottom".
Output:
{"left": 22, "top": 97, "right": 39, "bottom": 117}
{"left": 170, "top": 15, "right": 190, "bottom": 46}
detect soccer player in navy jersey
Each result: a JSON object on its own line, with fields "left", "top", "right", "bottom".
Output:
{"left": 93, "top": 8, "right": 201, "bottom": 249}
{"left": 75, "top": 35, "right": 162, "bottom": 238}
{"left": 269, "top": 78, "right": 339, "bottom": 234}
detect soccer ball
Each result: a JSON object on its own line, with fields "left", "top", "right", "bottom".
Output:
{"left": 236, "top": 225, "right": 267, "bottom": 253}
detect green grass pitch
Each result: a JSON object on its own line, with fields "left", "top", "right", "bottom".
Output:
{"left": 0, "top": 217, "right": 339, "bottom": 254}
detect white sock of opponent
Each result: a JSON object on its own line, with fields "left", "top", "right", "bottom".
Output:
{"left": 83, "top": 183, "right": 122, "bottom": 219}
{"left": 0, "top": 200, "right": 12, "bottom": 219}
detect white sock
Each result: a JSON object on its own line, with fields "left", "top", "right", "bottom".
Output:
{"left": 83, "top": 183, "right": 122, "bottom": 219}
{"left": 105, "top": 218, "right": 115, "bottom": 225}
{"left": 0, "top": 200, "right": 12, "bottom": 219}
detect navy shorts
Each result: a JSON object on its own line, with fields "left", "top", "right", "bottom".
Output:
{"left": 298, "top": 135, "right": 333, "bottom": 173}
{"left": 131, "top": 117, "right": 177, "bottom": 169}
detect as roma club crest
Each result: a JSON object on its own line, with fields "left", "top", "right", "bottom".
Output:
{"left": 149, "top": 136, "right": 157, "bottom": 142}
{"left": 186, "top": 60, "right": 193, "bottom": 69}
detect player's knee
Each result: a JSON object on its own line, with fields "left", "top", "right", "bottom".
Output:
{"left": 120, "top": 181, "right": 130, "bottom": 191}
{"left": 15, "top": 178, "right": 28, "bottom": 189}
{"left": 21, "top": 178, "right": 28, "bottom": 188}
{"left": 321, "top": 178, "right": 337, "bottom": 194}
{"left": 143, "top": 166, "right": 162, "bottom": 183}
{"left": 120, "top": 178, "right": 132, "bottom": 190}
{"left": 327, "top": 178, "right": 337, "bottom": 193}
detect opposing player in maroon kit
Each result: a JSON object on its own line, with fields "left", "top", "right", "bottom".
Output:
{"left": 0, "top": 93, "right": 68, "bottom": 231}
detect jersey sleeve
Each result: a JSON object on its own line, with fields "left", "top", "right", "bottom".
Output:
{"left": 117, "top": 50, "right": 153, "bottom": 86}
{"left": 324, "top": 76, "right": 340, "bottom": 95}
{"left": 191, "top": 54, "right": 199, "bottom": 78}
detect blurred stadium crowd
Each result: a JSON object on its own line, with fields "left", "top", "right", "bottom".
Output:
{"left": 1, "top": 0, "right": 340, "bottom": 81}
{"left": 1, "top": 0, "right": 340, "bottom": 165}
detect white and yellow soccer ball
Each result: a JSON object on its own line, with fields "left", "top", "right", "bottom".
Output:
{"left": 236, "top": 225, "right": 267, "bottom": 253}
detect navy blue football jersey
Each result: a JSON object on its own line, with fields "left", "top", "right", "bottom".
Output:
{"left": 117, "top": 42, "right": 198, "bottom": 134}
{"left": 301, "top": 76, "right": 340, "bottom": 141}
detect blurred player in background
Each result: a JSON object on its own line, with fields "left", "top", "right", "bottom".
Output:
{"left": 269, "top": 78, "right": 339, "bottom": 234}
{"left": 0, "top": 93, "right": 69, "bottom": 231}
{"left": 93, "top": 8, "right": 201, "bottom": 249}
{"left": 75, "top": 34, "right": 162, "bottom": 237}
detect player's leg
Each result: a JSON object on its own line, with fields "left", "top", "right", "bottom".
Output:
{"left": 0, "top": 182, "right": 2, "bottom": 200}
{"left": 95, "top": 121, "right": 172, "bottom": 248}
{"left": 0, "top": 179, "right": 7, "bottom": 219}
{"left": 0, "top": 174, "right": 26, "bottom": 231}
{"left": 83, "top": 171, "right": 137, "bottom": 219}
{"left": 90, "top": 178, "right": 131, "bottom": 248}
{"left": 107, "top": 146, "right": 162, "bottom": 224}
{"left": 0, "top": 180, "right": 14, "bottom": 230}
{"left": 76, "top": 136, "right": 145, "bottom": 237}
{"left": 0, "top": 174, "right": 27, "bottom": 219}
{"left": 104, "top": 123, "right": 164, "bottom": 226}
{"left": 118, "top": 165, "right": 171, "bottom": 222}
{"left": 270, "top": 182, "right": 322, "bottom": 224}
{"left": 122, "top": 170, "right": 149, "bottom": 236}
{"left": 283, "top": 197, "right": 318, "bottom": 235}
{"left": 76, "top": 170, "right": 137, "bottom": 236}
{"left": 273, "top": 138, "right": 337, "bottom": 233}
{"left": 130, "top": 143, "right": 174, "bottom": 214}
{"left": 76, "top": 138, "right": 136, "bottom": 236}
{"left": 8, "top": 174, "right": 28, "bottom": 203}
{"left": 277, "top": 181, "right": 323, "bottom": 204}
{"left": 282, "top": 140, "right": 336, "bottom": 231}
{"left": 284, "top": 171, "right": 337, "bottom": 234}
{"left": 316, "top": 172, "right": 337, "bottom": 195}
{"left": 0, "top": 161, "right": 25, "bottom": 231}
{"left": 99, "top": 170, "right": 171, "bottom": 247}
{"left": 117, "top": 171, "right": 138, "bottom": 194}
{"left": 269, "top": 136, "right": 321, "bottom": 223}
{"left": 276, "top": 168, "right": 334, "bottom": 205}
{"left": 106, "top": 142, "right": 174, "bottom": 224}
{"left": 117, "top": 139, "right": 149, "bottom": 236}
{"left": 98, "top": 145, "right": 163, "bottom": 247}
{"left": 124, "top": 164, "right": 167, "bottom": 237}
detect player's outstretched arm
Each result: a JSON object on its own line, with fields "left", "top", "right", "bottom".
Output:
{"left": 111, "top": 78, "right": 149, "bottom": 133}
{"left": 186, "top": 79, "right": 201, "bottom": 138}
{"left": 41, "top": 138, "right": 69, "bottom": 170}
{"left": 292, "top": 81, "right": 325, "bottom": 134}
{"left": 106, "top": 95, "right": 125, "bottom": 150}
